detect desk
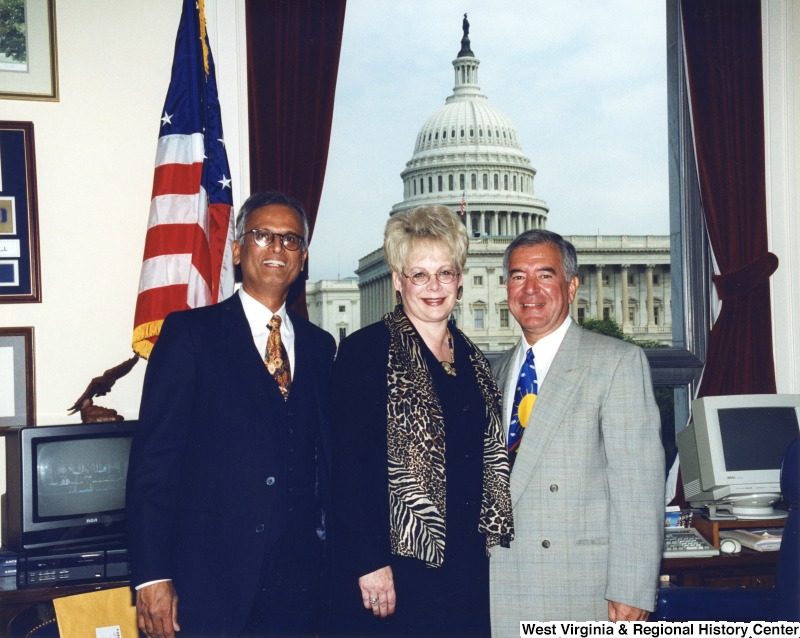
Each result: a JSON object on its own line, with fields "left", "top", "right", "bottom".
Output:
{"left": 661, "top": 549, "right": 779, "bottom": 588}
{"left": 692, "top": 515, "right": 785, "bottom": 548}
{"left": 0, "top": 579, "right": 129, "bottom": 633}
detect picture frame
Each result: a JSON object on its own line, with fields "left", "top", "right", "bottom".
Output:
{"left": 0, "top": 0, "right": 59, "bottom": 101}
{"left": 0, "top": 121, "right": 42, "bottom": 303}
{"left": 0, "top": 327, "right": 36, "bottom": 426}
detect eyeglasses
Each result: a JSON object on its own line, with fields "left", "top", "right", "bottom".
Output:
{"left": 402, "top": 269, "right": 461, "bottom": 286}
{"left": 239, "top": 228, "right": 305, "bottom": 251}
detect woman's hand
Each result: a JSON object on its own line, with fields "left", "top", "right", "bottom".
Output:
{"left": 358, "top": 565, "right": 396, "bottom": 618}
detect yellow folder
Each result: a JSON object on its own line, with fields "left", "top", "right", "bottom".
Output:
{"left": 53, "top": 586, "right": 137, "bottom": 638}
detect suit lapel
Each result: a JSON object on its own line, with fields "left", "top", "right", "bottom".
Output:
{"left": 509, "top": 323, "right": 587, "bottom": 504}
{"left": 218, "top": 295, "right": 285, "bottom": 421}
{"left": 492, "top": 340, "right": 520, "bottom": 447}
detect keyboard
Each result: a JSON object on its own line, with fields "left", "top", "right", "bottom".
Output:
{"left": 663, "top": 526, "right": 720, "bottom": 558}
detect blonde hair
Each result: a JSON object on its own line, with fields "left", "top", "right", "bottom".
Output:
{"left": 383, "top": 205, "right": 468, "bottom": 273}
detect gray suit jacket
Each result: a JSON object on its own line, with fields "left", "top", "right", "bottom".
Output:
{"left": 489, "top": 322, "right": 664, "bottom": 631}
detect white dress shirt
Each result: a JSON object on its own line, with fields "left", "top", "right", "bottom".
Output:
{"left": 503, "top": 316, "right": 573, "bottom": 428}
{"left": 238, "top": 288, "right": 296, "bottom": 373}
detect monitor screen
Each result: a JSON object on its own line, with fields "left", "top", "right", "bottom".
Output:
{"left": 3, "top": 421, "right": 136, "bottom": 551}
{"left": 719, "top": 407, "right": 799, "bottom": 472}
{"left": 35, "top": 437, "right": 131, "bottom": 519}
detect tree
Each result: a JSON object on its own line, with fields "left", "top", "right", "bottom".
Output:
{"left": 0, "top": 0, "right": 26, "bottom": 64}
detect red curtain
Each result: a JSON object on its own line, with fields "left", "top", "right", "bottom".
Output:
{"left": 681, "top": 0, "right": 778, "bottom": 397}
{"left": 245, "top": 0, "right": 347, "bottom": 316}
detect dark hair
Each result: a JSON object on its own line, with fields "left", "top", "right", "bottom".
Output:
{"left": 235, "top": 192, "right": 309, "bottom": 244}
{"left": 502, "top": 229, "right": 579, "bottom": 281}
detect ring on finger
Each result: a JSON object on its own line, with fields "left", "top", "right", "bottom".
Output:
{"left": 369, "top": 596, "right": 378, "bottom": 605}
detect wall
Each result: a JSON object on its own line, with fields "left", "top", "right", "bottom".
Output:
{"left": 763, "top": 0, "right": 800, "bottom": 394}
{"left": 0, "top": 0, "right": 248, "bottom": 521}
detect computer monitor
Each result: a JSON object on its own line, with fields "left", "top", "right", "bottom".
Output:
{"left": 678, "top": 394, "right": 800, "bottom": 520}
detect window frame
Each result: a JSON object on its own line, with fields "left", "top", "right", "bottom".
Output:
{"left": 643, "top": 0, "right": 709, "bottom": 390}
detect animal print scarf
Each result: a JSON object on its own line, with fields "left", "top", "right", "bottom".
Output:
{"left": 384, "top": 305, "right": 514, "bottom": 567}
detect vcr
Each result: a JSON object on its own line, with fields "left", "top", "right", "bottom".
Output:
{"left": 16, "top": 547, "right": 130, "bottom": 588}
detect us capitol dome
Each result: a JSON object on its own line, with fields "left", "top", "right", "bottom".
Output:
{"left": 322, "top": 16, "right": 671, "bottom": 353}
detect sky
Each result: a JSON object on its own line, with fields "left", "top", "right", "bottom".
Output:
{"left": 311, "top": 0, "right": 668, "bottom": 281}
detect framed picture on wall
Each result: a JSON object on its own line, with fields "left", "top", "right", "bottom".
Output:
{"left": 0, "top": 121, "right": 42, "bottom": 303}
{"left": 0, "top": 0, "right": 59, "bottom": 101}
{"left": 0, "top": 327, "right": 36, "bottom": 426}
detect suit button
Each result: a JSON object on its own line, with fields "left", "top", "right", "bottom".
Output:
{"left": 549, "top": 484, "right": 559, "bottom": 493}
{"left": 462, "top": 404, "right": 470, "bottom": 412}
{"left": 265, "top": 477, "right": 276, "bottom": 486}
{"left": 255, "top": 524, "right": 265, "bottom": 533}
{"left": 542, "top": 540, "right": 550, "bottom": 549}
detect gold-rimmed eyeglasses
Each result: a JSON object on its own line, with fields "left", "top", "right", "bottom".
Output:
{"left": 402, "top": 269, "right": 460, "bottom": 286}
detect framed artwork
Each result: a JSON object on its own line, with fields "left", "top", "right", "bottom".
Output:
{"left": 0, "top": 0, "right": 59, "bottom": 101}
{"left": 0, "top": 327, "right": 36, "bottom": 426}
{"left": 0, "top": 121, "right": 41, "bottom": 303}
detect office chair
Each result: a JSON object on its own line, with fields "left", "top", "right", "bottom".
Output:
{"left": 652, "top": 437, "right": 800, "bottom": 621}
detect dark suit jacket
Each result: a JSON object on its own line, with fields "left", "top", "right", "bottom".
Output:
{"left": 126, "top": 294, "right": 335, "bottom": 636}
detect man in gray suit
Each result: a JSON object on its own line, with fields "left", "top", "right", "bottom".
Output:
{"left": 490, "top": 230, "right": 664, "bottom": 630}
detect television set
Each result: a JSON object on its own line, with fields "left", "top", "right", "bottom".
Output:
{"left": 678, "top": 394, "right": 800, "bottom": 520}
{"left": 2, "top": 421, "right": 136, "bottom": 552}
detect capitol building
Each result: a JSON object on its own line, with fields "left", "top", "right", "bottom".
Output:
{"left": 308, "top": 19, "right": 671, "bottom": 353}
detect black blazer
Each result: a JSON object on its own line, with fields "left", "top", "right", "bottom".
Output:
{"left": 126, "top": 293, "right": 335, "bottom": 636}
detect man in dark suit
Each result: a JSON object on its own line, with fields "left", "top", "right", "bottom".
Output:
{"left": 127, "top": 192, "right": 336, "bottom": 638}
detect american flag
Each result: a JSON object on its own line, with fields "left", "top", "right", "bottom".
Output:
{"left": 132, "top": 0, "right": 235, "bottom": 359}
{"left": 460, "top": 190, "right": 466, "bottom": 216}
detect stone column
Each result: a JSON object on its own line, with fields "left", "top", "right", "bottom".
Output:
{"left": 646, "top": 264, "right": 655, "bottom": 327}
{"left": 595, "top": 265, "right": 604, "bottom": 318}
{"left": 621, "top": 265, "right": 630, "bottom": 327}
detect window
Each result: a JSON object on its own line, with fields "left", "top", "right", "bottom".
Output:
{"left": 471, "top": 173, "right": 477, "bottom": 190}
{"left": 628, "top": 273, "right": 635, "bottom": 285}
{"left": 493, "top": 174, "right": 499, "bottom": 189}
{"left": 460, "top": 174, "right": 465, "bottom": 190}
{"left": 449, "top": 175, "right": 454, "bottom": 191}
{"left": 474, "top": 308, "right": 485, "bottom": 329}
{"left": 504, "top": 174, "right": 509, "bottom": 190}
{"left": 483, "top": 174, "right": 488, "bottom": 190}
{"left": 500, "top": 308, "right": 510, "bottom": 328}
{"left": 338, "top": 305, "right": 345, "bottom": 312}
{"left": 602, "top": 274, "right": 610, "bottom": 286}
{"left": 603, "top": 306, "right": 611, "bottom": 320}
{"left": 653, "top": 274, "right": 661, "bottom": 285}
{"left": 499, "top": 276, "right": 505, "bottom": 286}
{"left": 338, "top": 327, "right": 347, "bottom": 342}
{"left": 438, "top": 175, "right": 443, "bottom": 192}
{"left": 473, "top": 275, "right": 484, "bottom": 286}
{"left": 428, "top": 176, "right": 433, "bottom": 193}
{"left": 577, "top": 307, "right": 585, "bottom": 324}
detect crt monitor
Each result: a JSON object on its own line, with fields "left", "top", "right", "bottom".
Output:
{"left": 678, "top": 394, "right": 800, "bottom": 520}
{"left": 2, "top": 421, "right": 136, "bottom": 552}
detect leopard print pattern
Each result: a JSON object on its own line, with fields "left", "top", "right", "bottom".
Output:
{"left": 386, "top": 309, "right": 447, "bottom": 566}
{"left": 468, "top": 345, "right": 515, "bottom": 548}
{"left": 384, "top": 307, "right": 514, "bottom": 567}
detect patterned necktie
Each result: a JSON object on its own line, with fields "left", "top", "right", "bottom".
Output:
{"left": 266, "top": 315, "right": 291, "bottom": 400}
{"left": 508, "top": 348, "right": 538, "bottom": 469}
